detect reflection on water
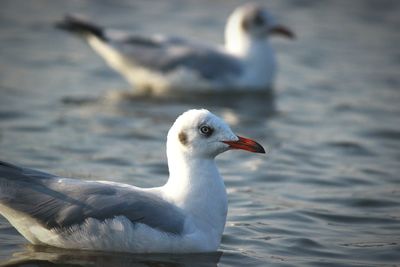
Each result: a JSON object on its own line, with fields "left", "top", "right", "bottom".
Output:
{"left": 63, "top": 89, "right": 276, "bottom": 123}
{"left": 2, "top": 245, "right": 221, "bottom": 267}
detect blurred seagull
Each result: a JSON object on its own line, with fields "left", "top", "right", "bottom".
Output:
{"left": 0, "top": 109, "right": 265, "bottom": 253}
{"left": 57, "top": 4, "right": 294, "bottom": 95}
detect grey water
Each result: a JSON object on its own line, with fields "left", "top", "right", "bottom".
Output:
{"left": 1, "top": 0, "right": 400, "bottom": 266}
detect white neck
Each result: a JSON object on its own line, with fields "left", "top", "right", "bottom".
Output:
{"left": 225, "top": 28, "right": 276, "bottom": 88}
{"left": 162, "top": 148, "right": 227, "bottom": 240}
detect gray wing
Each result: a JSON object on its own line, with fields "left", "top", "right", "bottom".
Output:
{"left": 57, "top": 15, "right": 242, "bottom": 81}
{"left": 0, "top": 161, "right": 184, "bottom": 235}
{"left": 112, "top": 35, "right": 243, "bottom": 80}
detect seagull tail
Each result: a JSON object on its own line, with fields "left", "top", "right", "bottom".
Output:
{"left": 56, "top": 15, "right": 106, "bottom": 41}
{"left": 0, "top": 160, "right": 55, "bottom": 186}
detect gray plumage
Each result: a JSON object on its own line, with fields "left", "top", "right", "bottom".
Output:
{"left": 0, "top": 161, "right": 185, "bottom": 235}
{"left": 56, "top": 15, "right": 243, "bottom": 81}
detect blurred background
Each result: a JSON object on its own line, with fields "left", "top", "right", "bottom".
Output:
{"left": 0, "top": 0, "right": 400, "bottom": 266}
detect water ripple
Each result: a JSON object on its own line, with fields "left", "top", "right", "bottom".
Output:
{"left": 302, "top": 210, "right": 400, "bottom": 225}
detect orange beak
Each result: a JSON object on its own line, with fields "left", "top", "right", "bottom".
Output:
{"left": 269, "top": 25, "right": 295, "bottom": 39}
{"left": 222, "top": 136, "right": 265, "bottom": 154}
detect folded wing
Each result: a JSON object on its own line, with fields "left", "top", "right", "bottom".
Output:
{"left": 57, "top": 15, "right": 242, "bottom": 82}
{"left": 0, "top": 161, "right": 184, "bottom": 235}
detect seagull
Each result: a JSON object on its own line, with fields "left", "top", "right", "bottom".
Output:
{"left": 56, "top": 4, "right": 294, "bottom": 95}
{"left": 0, "top": 109, "right": 265, "bottom": 253}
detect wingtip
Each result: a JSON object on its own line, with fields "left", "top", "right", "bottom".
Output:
{"left": 54, "top": 14, "right": 106, "bottom": 40}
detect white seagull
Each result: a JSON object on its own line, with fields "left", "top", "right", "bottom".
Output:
{"left": 0, "top": 109, "right": 265, "bottom": 253}
{"left": 57, "top": 4, "right": 294, "bottom": 95}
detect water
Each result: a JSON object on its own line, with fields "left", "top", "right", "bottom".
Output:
{"left": 1, "top": 0, "right": 400, "bottom": 266}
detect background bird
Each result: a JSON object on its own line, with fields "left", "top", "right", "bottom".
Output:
{"left": 56, "top": 3, "right": 294, "bottom": 96}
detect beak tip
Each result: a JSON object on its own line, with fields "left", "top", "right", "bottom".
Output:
{"left": 254, "top": 143, "right": 266, "bottom": 154}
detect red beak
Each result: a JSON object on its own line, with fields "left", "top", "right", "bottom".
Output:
{"left": 269, "top": 25, "right": 295, "bottom": 39}
{"left": 222, "top": 136, "right": 265, "bottom": 154}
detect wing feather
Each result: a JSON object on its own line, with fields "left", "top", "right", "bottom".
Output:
{"left": 0, "top": 161, "right": 184, "bottom": 235}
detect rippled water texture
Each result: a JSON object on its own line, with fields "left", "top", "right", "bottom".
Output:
{"left": 1, "top": 0, "right": 400, "bottom": 266}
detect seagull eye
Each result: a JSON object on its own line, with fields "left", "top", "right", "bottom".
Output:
{"left": 253, "top": 13, "right": 264, "bottom": 26}
{"left": 199, "top": 125, "right": 213, "bottom": 137}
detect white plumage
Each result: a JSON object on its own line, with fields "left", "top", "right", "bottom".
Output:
{"left": 0, "top": 109, "right": 265, "bottom": 253}
{"left": 57, "top": 4, "right": 294, "bottom": 95}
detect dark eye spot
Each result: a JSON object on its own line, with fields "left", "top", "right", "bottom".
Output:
{"left": 242, "top": 8, "right": 265, "bottom": 32}
{"left": 178, "top": 131, "right": 188, "bottom": 145}
{"left": 199, "top": 125, "right": 213, "bottom": 137}
{"left": 253, "top": 12, "right": 264, "bottom": 26}
{"left": 242, "top": 18, "right": 250, "bottom": 31}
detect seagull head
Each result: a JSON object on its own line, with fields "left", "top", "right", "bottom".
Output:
{"left": 167, "top": 109, "right": 265, "bottom": 159}
{"left": 225, "top": 4, "right": 294, "bottom": 52}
